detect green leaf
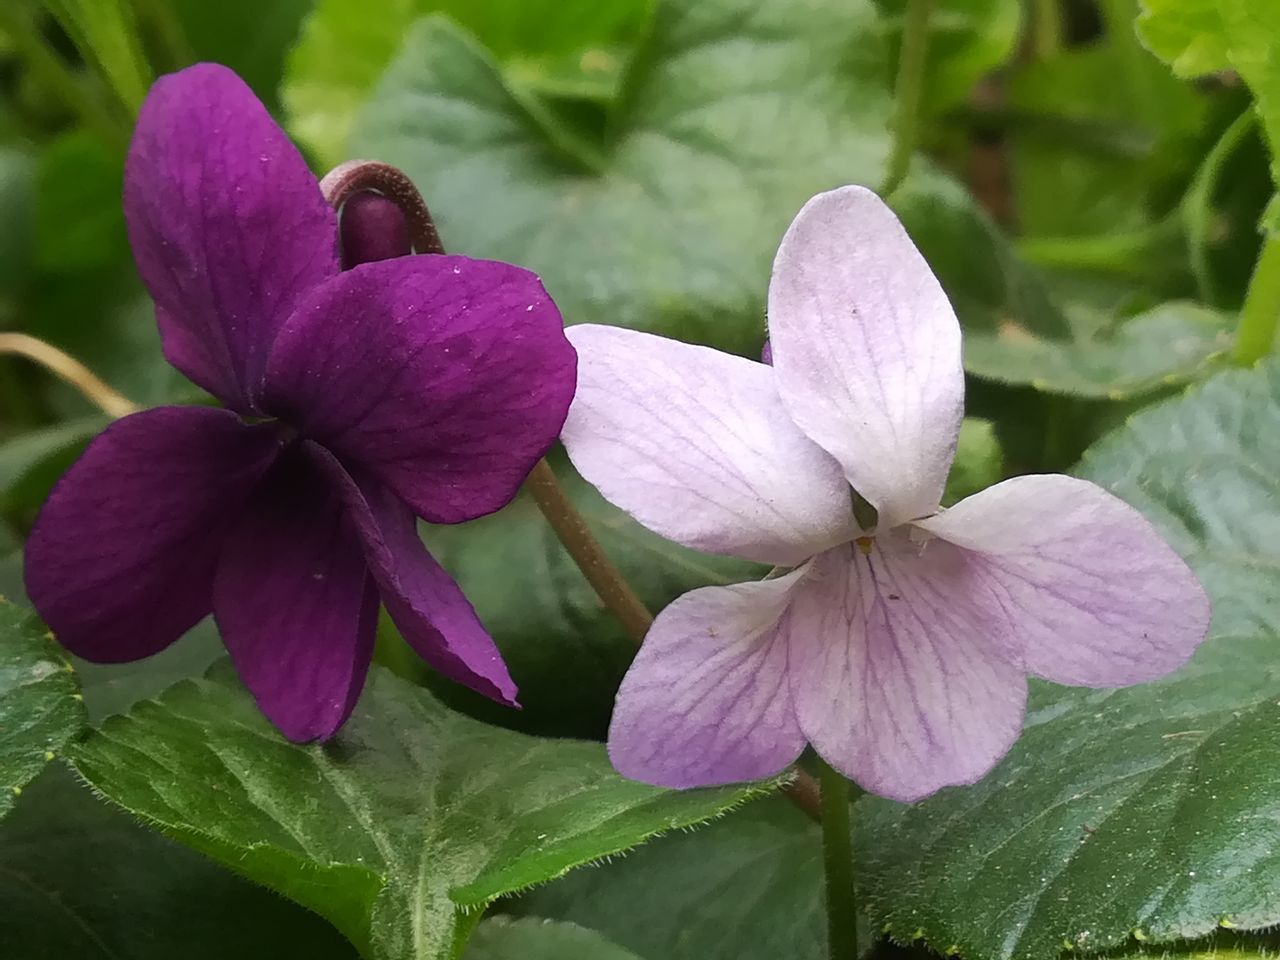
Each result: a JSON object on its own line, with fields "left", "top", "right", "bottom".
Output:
{"left": 0, "top": 600, "right": 85, "bottom": 820}
{"left": 1217, "top": 1, "right": 1280, "bottom": 229}
{"left": 35, "top": 129, "right": 127, "bottom": 273}
{"left": 1137, "top": 0, "right": 1231, "bottom": 78}
{"left": 284, "top": 0, "right": 650, "bottom": 165}
{"left": 70, "top": 661, "right": 775, "bottom": 960}
{"left": 465, "top": 918, "right": 644, "bottom": 960}
{"left": 44, "top": 0, "right": 151, "bottom": 114}
{"left": 516, "top": 795, "right": 826, "bottom": 960}
{"left": 961, "top": 301, "right": 1234, "bottom": 399}
{"left": 0, "top": 415, "right": 104, "bottom": 509}
{"left": 856, "top": 359, "right": 1280, "bottom": 958}
{"left": 424, "top": 456, "right": 760, "bottom": 737}
{"left": 876, "top": 0, "right": 1021, "bottom": 119}
{"left": 169, "top": 0, "right": 315, "bottom": 109}
{"left": 0, "top": 767, "right": 356, "bottom": 958}
{"left": 0, "top": 147, "right": 35, "bottom": 296}
{"left": 942, "top": 418, "right": 1002, "bottom": 505}
{"left": 348, "top": 0, "right": 892, "bottom": 355}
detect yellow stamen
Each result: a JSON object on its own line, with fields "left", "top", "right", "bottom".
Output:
{"left": 855, "top": 536, "right": 875, "bottom": 555}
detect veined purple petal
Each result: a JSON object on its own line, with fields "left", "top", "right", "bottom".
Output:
{"left": 213, "top": 447, "right": 378, "bottom": 742}
{"left": 561, "top": 325, "right": 854, "bottom": 566}
{"left": 124, "top": 63, "right": 338, "bottom": 412}
{"left": 263, "top": 255, "right": 575, "bottom": 524}
{"left": 787, "top": 536, "right": 1026, "bottom": 803}
{"left": 608, "top": 569, "right": 809, "bottom": 788}
{"left": 24, "top": 407, "right": 280, "bottom": 663}
{"left": 310, "top": 444, "right": 518, "bottom": 706}
{"left": 768, "top": 186, "right": 964, "bottom": 529}
{"left": 339, "top": 192, "right": 411, "bottom": 267}
{"left": 914, "top": 474, "right": 1211, "bottom": 686}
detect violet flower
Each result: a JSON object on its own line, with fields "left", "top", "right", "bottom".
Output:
{"left": 23, "top": 64, "right": 576, "bottom": 741}
{"left": 561, "top": 186, "right": 1210, "bottom": 802}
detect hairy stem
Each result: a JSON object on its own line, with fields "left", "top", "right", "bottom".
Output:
{"left": 326, "top": 161, "right": 825, "bottom": 821}
{"left": 818, "top": 756, "right": 857, "bottom": 958}
{"left": 1234, "top": 234, "right": 1280, "bottom": 365}
{"left": 0, "top": 333, "right": 138, "bottom": 417}
{"left": 880, "top": 0, "right": 934, "bottom": 197}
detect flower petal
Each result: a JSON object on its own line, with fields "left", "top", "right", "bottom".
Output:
{"left": 787, "top": 537, "right": 1027, "bottom": 802}
{"left": 914, "top": 474, "right": 1211, "bottom": 686}
{"left": 124, "top": 63, "right": 338, "bottom": 411}
{"left": 608, "top": 569, "right": 809, "bottom": 788}
{"left": 213, "top": 447, "right": 378, "bottom": 741}
{"left": 309, "top": 445, "right": 518, "bottom": 706}
{"left": 24, "top": 407, "right": 279, "bottom": 663}
{"left": 768, "top": 186, "right": 964, "bottom": 528}
{"left": 263, "top": 255, "right": 576, "bottom": 524}
{"left": 561, "top": 324, "right": 853, "bottom": 566}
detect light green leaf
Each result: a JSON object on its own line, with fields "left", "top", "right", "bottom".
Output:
{"left": 43, "top": 0, "right": 150, "bottom": 113}
{"left": 856, "top": 359, "right": 1280, "bottom": 958}
{"left": 1218, "top": 1, "right": 1280, "bottom": 229}
{"left": 0, "top": 147, "right": 34, "bottom": 297}
{"left": 349, "top": 0, "right": 892, "bottom": 355}
{"left": 961, "top": 301, "right": 1234, "bottom": 399}
{"left": 1137, "top": 0, "right": 1230, "bottom": 78}
{"left": 70, "top": 662, "right": 775, "bottom": 960}
{"left": 0, "top": 767, "right": 357, "bottom": 958}
{"left": 465, "top": 918, "right": 644, "bottom": 960}
{"left": 517, "top": 795, "right": 827, "bottom": 960}
{"left": 0, "top": 415, "right": 104, "bottom": 508}
{"left": 284, "top": 0, "right": 649, "bottom": 165}
{"left": 424, "top": 456, "right": 760, "bottom": 737}
{"left": 943, "top": 418, "right": 1002, "bottom": 505}
{"left": 0, "top": 600, "right": 85, "bottom": 820}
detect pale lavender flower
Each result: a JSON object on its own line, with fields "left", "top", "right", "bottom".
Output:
{"left": 561, "top": 186, "right": 1210, "bottom": 802}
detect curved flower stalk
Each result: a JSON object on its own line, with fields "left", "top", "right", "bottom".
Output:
{"left": 561, "top": 186, "right": 1211, "bottom": 803}
{"left": 23, "top": 64, "right": 577, "bottom": 741}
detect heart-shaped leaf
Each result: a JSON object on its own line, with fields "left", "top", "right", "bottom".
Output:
{"left": 0, "top": 599, "right": 85, "bottom": 821}
{"left": 516, "top": 794, "right": 827, "bottom": 959}
{"left": 70, "top": 662, "right": 776, "bottom": 960}
{"left": 465, "top": 918, "right": 644, "bottom": 960}
{"left": 855, "top": 359, "right": 1280, "bottom": 958}
{"left": 0, "top": 767, "right": 356, "bottom": 958}
{"left": 348, "top": 0, "right": 893, "bottom": 355}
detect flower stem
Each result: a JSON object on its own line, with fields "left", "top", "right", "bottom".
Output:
{"left": 880, "top": 0, "right": 934, "bottom": 198}
{"left": 817, "top": 756, "right": 857, "bottom": 959}
{"left": 523, "top": 460, "right": 655, "bottom": 644}
{"left": 329, "top": 164, "right": 826, "bottom": 821}
{"left": 1234, "top": 233, "right": 1280, "bottom": 366}
{"left": 0, "top": 333, "right": 138, "bottom": 418}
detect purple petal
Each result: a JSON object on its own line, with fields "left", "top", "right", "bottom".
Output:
{"left": 914, "top": 475, "right": 1211, "bottom": 686}
{"left": 213, "top": 447, "right": 378, "bottom": 741}
{"left": 124, "top": 63, "right": 338, "bottom": 412}
{"left": 339, "top": 192, "right": 411, "bottom": 267}
{"left": 608, "top": 569, "right": 809, "bottom": 788}
{"left": 768, "top": 186, "right": 964, "bottom": 528}
{"left": 24, "top": 407, "right": 280, "bottom": 663}
{"left": 787, "top": 535, "right": 1027, "bottom": 802}
{"left": 309, "top": 444, "right": 518, "bottom": 706}
{"left": 263, "top": 255, "right": 576, "bottom": 524}
{"left": 561, "top": 324, "right": 854, "bottom": 566}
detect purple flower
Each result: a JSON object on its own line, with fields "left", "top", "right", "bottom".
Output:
{"left": 561, "top": 186, "right": 1210, "bottom": 802}
{"left": 23, "top": 64, "right": 577, "bottom": 741}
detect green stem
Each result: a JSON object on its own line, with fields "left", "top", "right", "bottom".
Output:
{"left": 1032, "top": 0, "right": 1062, "bottom": 59}
{"left": 1015, "top": 216, "right": 1181, "bottom": 275}
{"left": 1182, "top": 110, "right": 1257, "bottom": 304}
{"left": 880, "top": 0, "right": 933, "bottom": 197}
{"left": 818, "top": 758, "right": 857, "bottom": 959}
{"left": 1233, "top": 234, "right": 1280, "bottom": 365}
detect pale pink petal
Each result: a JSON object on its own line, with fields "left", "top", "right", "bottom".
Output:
{"left": 787, "top": 536, "right": 1026, "bottom": 803}
{"left": 914, "top": 474, "right": 1211, "bottom": 686}
{"left": 768, "top": 186, "right": 964, "bottom": 529}
{"left": 561, "top": 324, "right": 853, "bottom": 566}
{"left": 608, "top": 568, "right": 811, "bottom": 788}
